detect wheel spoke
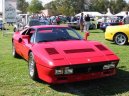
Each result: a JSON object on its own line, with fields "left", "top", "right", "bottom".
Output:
{"left": 115, "top": 33, "right": 127, "bottom": 45}
{"left": 29, "top": 55, "right": 34, "bottom": 77}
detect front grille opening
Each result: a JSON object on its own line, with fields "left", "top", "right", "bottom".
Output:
{"left": 57, "top": 77, "right": 67, "bottom": 80}
{"left": 73, "top": 64, "right": 103, "bottom": 74}
{"left": 103, "top": 70, "right": 114, "bottom": 74}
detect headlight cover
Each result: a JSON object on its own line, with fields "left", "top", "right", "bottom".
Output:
{"left": 55, "top": 67, "right": 73, "bottom": 75}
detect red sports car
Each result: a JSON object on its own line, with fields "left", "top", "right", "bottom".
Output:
{"left": 12, "top": 25, "right": 119, "bottom": 84}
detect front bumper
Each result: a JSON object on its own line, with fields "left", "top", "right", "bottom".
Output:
{"left": 36, "top": 62, "right": 118, "bottom": 84}
{"left": 53, "top": 69, "right": 116, "bottom": 84}
{"left": 105, "top": 31, "right": 114, "bottom": 41}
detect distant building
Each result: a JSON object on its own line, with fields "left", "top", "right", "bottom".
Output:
{"left": 41, "top": 9, "right": 53, "bottom": 16}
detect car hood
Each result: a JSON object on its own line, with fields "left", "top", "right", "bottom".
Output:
{"left": 34, "top": 40, "right": 119, "bottom": 68}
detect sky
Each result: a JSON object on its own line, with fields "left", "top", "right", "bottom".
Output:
{"left": 1, "top": 0, "right": 129, "bottom": 12}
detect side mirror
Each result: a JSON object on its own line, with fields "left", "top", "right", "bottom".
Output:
{"left": 22, "top": 35, "right": 30, "bottom": 43}
{"left": 84, "top": 32, "right": 90, "bottom": 40}
{"left": 22, "top": 35, "right": 29, "bottom": 39}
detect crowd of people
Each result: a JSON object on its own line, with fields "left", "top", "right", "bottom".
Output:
{"left": 6, "top": 11, "right": 129, "bottom": 33}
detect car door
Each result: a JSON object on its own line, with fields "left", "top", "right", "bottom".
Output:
{"left": 20, "top": 28, "right": 36, "bottom": 60}
{"left": 13, "top": 28, "right": 29, "bottom": 56}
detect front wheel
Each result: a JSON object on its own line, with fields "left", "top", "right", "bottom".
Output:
{"left": 12, "top": 43, "right": 19, "bottom": 58}
{"left": 14, "top": 27, "right": 17, "bottom": 32}
{"left": 114, "top": 33, "right": 128, "bottom": 45}
{"left": 28, "top": 52, "right": 39, "bottom": 80}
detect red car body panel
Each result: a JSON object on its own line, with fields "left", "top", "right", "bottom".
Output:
{"left": 12, "top": 25, "right": 119, "bottom": 84}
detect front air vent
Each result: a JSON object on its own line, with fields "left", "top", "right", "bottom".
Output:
{"left": 64, "top": 48, "right": 95, "bottom": 54}
{"left": 45, "top": 48, "right": 59, "bottom": 55}
{"left": 95, "top": 45, "right": 107, "bottom": 51}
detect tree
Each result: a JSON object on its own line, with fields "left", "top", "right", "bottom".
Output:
{"left": 44, "top": 0, "right": 89, "bottom": 16}
{"left": 28, "top": 0, "right": 43, "bottom": 14}
{"left": 17, "top": 0, "right": 29, "bottom": 13}
{"left": 90, "top": 0, "right": 110, "bottom": 13}
{"left": 44, "top": 0, "right": 129, "bottom": 15}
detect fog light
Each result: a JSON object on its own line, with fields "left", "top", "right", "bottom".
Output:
{"left": 64, "top": 67, "right": 73, "bottom": 75}
{"left": 103, "top": 63, "right": 115, "bottom": 70}
{"left": 103, "top": 65, "right": 110, "bottom": 70}
{"left": 55, "top": 67, "right": 73, "bottom": 75}
{"left": 55, "top": 69, "right": 63, "bottom": 75}
{"left": 109, "top": 64, "right": 115, "bottom": 68}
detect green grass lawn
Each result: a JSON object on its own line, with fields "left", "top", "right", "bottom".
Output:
{"left": 0, "top": 28, "right": 129, "bottom": 96}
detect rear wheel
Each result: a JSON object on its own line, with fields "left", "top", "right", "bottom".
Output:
{"left": 28, "top": 52, "right": 39, "bottom": 80}
{"left": 114, "top": 33, "right": 128, "bottom": 45}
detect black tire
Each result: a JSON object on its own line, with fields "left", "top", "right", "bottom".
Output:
{"left": 92, "top": 24, "right": 96, "bottom": 29}
{"left": 114, "top": 33, "right": 128, "bottom": 45}
{"left": 28, "top": 52, "right": 39, "bottom": 80}
{"left": 12, "top": 43, "right": 19, "bottom": 58}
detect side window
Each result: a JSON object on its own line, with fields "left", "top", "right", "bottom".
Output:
{"left": 30, "top": 33, "right": 35, "bottom": 43}
{"left": 67, "top": 29, "right": 79, "bottom": 39}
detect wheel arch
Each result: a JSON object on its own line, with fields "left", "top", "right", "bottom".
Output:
{"left": 28, "top": 50, "right": 32, "bottom": 56}
{"left": 28, "top": 50, "right": 32, "bottom": 60}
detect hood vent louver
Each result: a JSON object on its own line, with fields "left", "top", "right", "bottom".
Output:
{"left": 45, "top": 48, "right": 59, "bottom": 55}
{"left": 64, "top": 48, "right": 95, "bottom": 54}
{"left": 95, "top": 45, "right": 107, "bottom": 51}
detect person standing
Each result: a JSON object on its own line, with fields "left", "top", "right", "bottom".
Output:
{"left": 123, "top": 11, "right": 129, "bottom": 24}
{"left": 79, "top": 13, "right": 84, "bottom": 32}
{"left": 84, "top": 14, "right": 91, "bottom": 32}
{"left": 22, "top": 16, "right": 26, "bottom": 28}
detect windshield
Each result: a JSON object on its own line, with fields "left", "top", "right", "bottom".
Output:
{"left": 35, "top": 27, "right": 83, "bottom": 43}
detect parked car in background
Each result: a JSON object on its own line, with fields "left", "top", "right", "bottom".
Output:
{"left": 100, "top": 22, "right": 123, "bottom": 32}
{"left": 12, "top": 25, "right": 119, "bottom": 84}
{"left": 98, "top": 16, "right": 123, "bottom": 32}
{"left": 105, "top": 24, "right": 129, "bottom": 45}
{"left": 67, "top": 20, "right": 96, "bottom": 30}
{"left": 0, "top": 19, "right": 5, "bottom": 30}
{"left": 14, "top": 19, "right": 50, "bottom": 32}
{"left": 40, "top": 19, "right": 50, "bottom": 25}
{"left": 0, "top": 20, "right": 3, "bottom": 30}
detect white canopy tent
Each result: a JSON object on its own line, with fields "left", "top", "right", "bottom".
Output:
{"left": 103, "top": 8, "right": 114, "bottom": 16}
{"left": 75, "top": 12, "right": 103, "bottom": 17}
{"left": 103, "top": 12, "right": 113, "bottom": 16}
{"left": 115, "top": 11, "right": 127, "bottom": 16}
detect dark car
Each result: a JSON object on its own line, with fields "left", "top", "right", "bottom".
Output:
{"left": 100, "top": 22, "right": 123, "bottom": 32}
{"left": 67, "top": 20, "right": 96, "bottom": 30}
{"left": 14, "top": 19, "right": 50, "bottom": 32}
{"left": 0, "top": 20, "right": 5, "bottom": 30}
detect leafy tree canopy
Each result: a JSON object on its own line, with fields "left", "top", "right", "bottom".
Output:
{"left": 28, "top": 0, "right": 43, "bottom": 14}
